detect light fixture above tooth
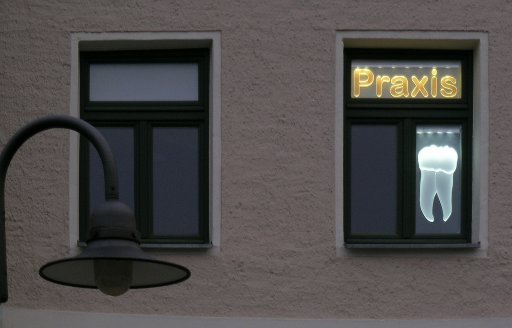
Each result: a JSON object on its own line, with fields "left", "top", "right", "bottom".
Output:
{"left": 417, "top": 127, "right": 460, "bottom": 135}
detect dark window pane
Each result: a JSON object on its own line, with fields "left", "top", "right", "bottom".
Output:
{"left": 416, "top": 126, "right": 462, "bottom": 235}
{"left": 152, "top": 127, "right": 199, "bottom": 237}
{"left": 89, "top": 127, "right": 135, "bottom": 214}
{"left": 350, "top": 125, "right": 398, "bottom": 235}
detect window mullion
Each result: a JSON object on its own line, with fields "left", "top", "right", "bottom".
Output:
{"left": 136, "top": 121, "right": 151, "bottom": 240}
{"left": 402, "top": 119, "right": 415, "bottom": 238}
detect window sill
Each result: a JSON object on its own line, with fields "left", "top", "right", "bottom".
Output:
{"left": 141, "top": 243, "right": 213, "bottom": 249}
{"left": 345, "top": 242, "right": 480, "bottom": 249}
{"left": 77, "top": 241, "right": 213, "bottom": 249}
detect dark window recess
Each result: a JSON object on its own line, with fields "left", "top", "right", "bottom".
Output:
{"left": 344, "top": 49, "right": 473, "bottom": 245}
{"left": 79, "top": 49, "right": 210, "bottom": 245}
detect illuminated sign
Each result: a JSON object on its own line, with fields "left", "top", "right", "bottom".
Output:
{"left": 416, "top": 126, "right": 461, "bottom": 225}
{"left": 418, "top": 144, "right": 458, "bottom": 222}
{"left": 351, "top": 60, "right": 461, "bottom": 99}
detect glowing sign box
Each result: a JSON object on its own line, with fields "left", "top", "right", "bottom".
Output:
{"left": 351, "top": 60, "right": 462, "bottom": 99}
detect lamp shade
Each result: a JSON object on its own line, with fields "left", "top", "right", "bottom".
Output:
{"left": 39, "top": 200, "right": 190, "bottom": 296}
{"left": 39, "top": 240, "right": 190, "bottom": 293}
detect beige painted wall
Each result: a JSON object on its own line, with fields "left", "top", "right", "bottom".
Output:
{"left": 0, "top": 0, "right": 511, "bottom": 321}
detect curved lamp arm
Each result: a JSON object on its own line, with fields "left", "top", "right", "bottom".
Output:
{"left": 0, "top": 115, "right": 119, "bottom": 201}
{"left": 0, "top": 115, "right": 190, "bottom": 303}
{"left": 0, "top": 115, "right": 120, "bottom": 302}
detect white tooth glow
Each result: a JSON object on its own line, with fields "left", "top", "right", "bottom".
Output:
{"left": 418, "top": 145, "right": 458, "bottom": 222}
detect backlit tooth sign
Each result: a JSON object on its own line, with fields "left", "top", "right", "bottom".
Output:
{"left": 417, "top": 145, "right": 458, "bottom": 222}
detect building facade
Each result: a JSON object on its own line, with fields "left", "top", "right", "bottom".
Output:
{"left": 0, "top": 0, "right": 510, "bottom": 327}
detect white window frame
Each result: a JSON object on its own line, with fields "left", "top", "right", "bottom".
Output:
{"left": 335, "top": 31, "right": 489, "bottom": 256}
{"left": 69, "top": 32, "right": 221, "bottom": 251}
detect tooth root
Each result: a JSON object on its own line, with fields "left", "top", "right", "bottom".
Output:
{"left": 435, "top": 171, "right": 454, "bottom": 221}
{"left": 419, "top": 170, "right": 437, "bottom": 222}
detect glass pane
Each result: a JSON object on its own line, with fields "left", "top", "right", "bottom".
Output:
{"left": 89, "top": 63, "right": 199, "bottom": 101}
{"left": 416, "top": 126, "right": 462, "bottom": 235}
{"left": 350, "top": 125, "right": 398, "bottom": 235}
{"left": 152, "top": 127, "right": 200, "bottom": 237}
{"left": 89, "top": 127, "right": 135, "bottom": 215}
{"left": 351, "top": 60, "right": 462, "bottom": 99}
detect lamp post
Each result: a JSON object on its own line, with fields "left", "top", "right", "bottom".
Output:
{"left": 0, "top": 115, "right": 190, "bottom": 302}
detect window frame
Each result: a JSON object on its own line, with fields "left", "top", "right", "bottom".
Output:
{"left": 343, "top": 48, "right": 473, "bottom": 245}
{"left": 79, "top": 49, "right": 211, "bottom": 245}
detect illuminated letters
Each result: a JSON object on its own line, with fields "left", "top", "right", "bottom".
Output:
{"left": 411, "top": 75, "right": 428, "bottom": 98}
{"left": 376, "top": 75, "right": 390, "bottom": 98}
{"left": 440, "top": 76, "right": 457, "bottom": 98}
{"left": 390, "top": 76, "right": 409, "bottom": 98}
{"left": 353, "top": 68, "right": 374, "bottom": 98}
{"left": 431, "top": 68, "right": 438, "bottom": 98}
{"left": 351, "top": 63, "right": 461, "bottom": 99}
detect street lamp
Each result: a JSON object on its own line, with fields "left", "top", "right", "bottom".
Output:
{"left": 0, "top": 115, "right": 190, "bottom": 302}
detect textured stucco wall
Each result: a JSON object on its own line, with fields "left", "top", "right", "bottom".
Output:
{"left": 0, "top": 0, "right": 511, "bottom": 320}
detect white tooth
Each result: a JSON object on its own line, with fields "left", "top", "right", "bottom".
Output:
{"left": 418, "top": 145, "right": 458, "bottom": 222}
{"left": 436, "top": 172, "right": 454, "bottom": 221}
{"left": 419, "top": 170, "right": 436, "bottom": 222}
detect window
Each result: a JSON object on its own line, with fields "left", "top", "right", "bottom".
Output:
{"left": 344, "top": 49, "right": 473, "bottom": 245}
{"left": 79, "top": 49, "right": 210, "bottom": 245}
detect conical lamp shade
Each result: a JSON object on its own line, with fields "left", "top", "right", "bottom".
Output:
{"left": 39, "top": 201, "right": 190, "bottom": 295}
{"left": 39, "top": 239, "right": 190, "bottom": 290}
